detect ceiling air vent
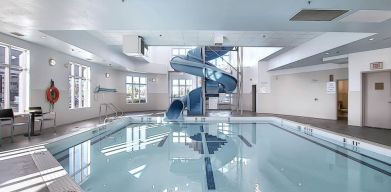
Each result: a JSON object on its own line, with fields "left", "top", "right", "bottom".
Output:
{"left": 10, "top": 32, "right": 25, "bottom": 37}
{"left": 290, "top": 9, "right": 349, "bottom": 21}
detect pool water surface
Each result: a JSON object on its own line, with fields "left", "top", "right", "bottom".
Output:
{"left": 47, "top": 122, "right": 391, "bottom": 192}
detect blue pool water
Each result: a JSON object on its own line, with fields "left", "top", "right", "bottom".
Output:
{"left": 47, "top": 122, "right": 391, "bottom": 192}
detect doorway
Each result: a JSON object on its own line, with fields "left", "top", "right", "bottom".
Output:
{"left": 363, "top": 71, "right": 391, "bottom": 129}
{"left": 252, "top": 85, "right": 257, "bottom": 112}
{"left": 337, "top": 80, "right": 348, "bottom": 120}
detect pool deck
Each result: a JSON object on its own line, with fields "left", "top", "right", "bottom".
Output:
{"left": 0, "top": 110, "right": 390, "bottom": 191}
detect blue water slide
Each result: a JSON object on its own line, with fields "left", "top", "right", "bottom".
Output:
{"left": 165, "top": 47, "right": 237, "bottom": 120}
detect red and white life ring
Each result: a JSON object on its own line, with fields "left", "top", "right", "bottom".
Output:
{"left": 46, "top": 80, "right": 60, "bottom": 104}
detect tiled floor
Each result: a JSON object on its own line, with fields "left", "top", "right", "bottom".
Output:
{"left": 206, "top": 110, "right": 391, "bottom": 147}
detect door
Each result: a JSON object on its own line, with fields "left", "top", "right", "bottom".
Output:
{"left": 252, "top": 85, "right": 257, "bottom": 112}
{"left": 337, "top": 80, "right": 348, "bottom": 120}
{"left": 364, "top": 72, "right": 391, "bottom": 129}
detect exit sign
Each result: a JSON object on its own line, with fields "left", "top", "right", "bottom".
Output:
{"left": 370, "top": 62, "right": 383, "bottom": 70}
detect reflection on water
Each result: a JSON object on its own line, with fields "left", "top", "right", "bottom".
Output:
{"left": 68, "top": 140, "right": 90, "bottom": 184}
{"left": 48, "top": 123, "right": 391, "bottom": 192}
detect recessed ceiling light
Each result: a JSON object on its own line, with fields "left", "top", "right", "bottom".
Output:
{"left": 41, "top": 35, "right": 47, "bottom": 39}
{"left": 325, "top": 52, "right": 330, "bottom": 55}
{"left": 369, "top": 38, "right": 375, "bottom": 41}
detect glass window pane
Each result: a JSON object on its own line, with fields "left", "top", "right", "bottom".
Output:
{"left": 0, "top": 66, "right": 5, "bottom": 109}
{"left": 81, "top": 79, "right": 89, "bottom": 107}
{"left": 10, "top": 49, "right": 23, "bottom": 66}
{"left": 74, "top": 79, "right": 80, "bottom": 108}
{"left": 69, "top": 77, "right": 73, "bottom": 108}
{"left": 133, "top": 85, "right": 140, "bottom": 103}
{"left": 126, "top": 76, "right": 132, "bottom": 83}
{"left": 179, "top": 49, "right": 186, "bottom": 56}
{"left": 139, "top": 85, "right": 147, "bottom": 103}
{"left": 10, "top": 68, "right": 21, "bottom": 112}
{"left": 172, "top": 86, "right": 179, "bottom": 98}
{"left": 69, "top": 63, "right": 74, "bottom": 76}
{"left": 0, "top": 46, "right": 6, "bottom": 64}
{"left": 172, "top": 79, "right": 178, "bottom": 85}
{"left": 126, "top": 84, "right": 133, "bottom": 103}
{"left": 133, "top": 76, "right": 139, "bottom": 84}
{"left": 140, "top": 77, "right": 146, "bottom": 84}
{"left": 81, "top": 67, "right": 87, "bottom": 78}
{"left": 74, "top": 64, "right": 80, "bottom": 77}
{"left": 172, "top": 49, "right": 179, "bottom": 56}
{"left": 186, "top": 80, "right": 192, "bottom": 86}
{"left": 179, "top": 80, "right": 186, "bottom": 85}
{"left": 179, "top": 86, "right": 186, "bottom": 97}
{"left": 186, "top": 86, "right": 192, "bottom": 94}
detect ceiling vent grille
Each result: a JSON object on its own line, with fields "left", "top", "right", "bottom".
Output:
{"left": 290, "top": 9, "right": 349, "bottom": 21}
{"left": 10, "top": 32, "right": 25, "bottom": 37}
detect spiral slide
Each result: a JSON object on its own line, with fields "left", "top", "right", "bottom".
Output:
{"left": 165, "top": 47, "right": 238, "bottom": 120}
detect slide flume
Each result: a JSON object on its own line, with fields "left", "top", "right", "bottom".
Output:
{"left": 165, "top": 47, "right": 238, "bottom": 120}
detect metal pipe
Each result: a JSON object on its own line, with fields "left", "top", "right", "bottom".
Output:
{"left": 240, "top": 47, "right": 244, "bottom": 115}
{"left": 202, "top": 46, "right": 206, "bottom": 116}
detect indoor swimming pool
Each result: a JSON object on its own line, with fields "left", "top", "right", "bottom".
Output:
{"left": 46, "top": 121, "right": 391, "bottom": 192}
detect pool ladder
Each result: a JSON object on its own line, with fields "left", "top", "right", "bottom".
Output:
{"left": 99, "top": 103, "right": 124, "bottom": 123}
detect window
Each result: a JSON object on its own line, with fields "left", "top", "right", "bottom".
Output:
{"left": 69, "top": 63, "right": 90, "bottom": 109}
{"left": 171, "top": 48, "right": 192, "bottom": 58}
{"left": 126, "top": 76, "right": 147, "bottom": 103}
{"left": 0, "top": 43, "right": 29, "bottom": 112}
{"left": 69, "top": 140, "right": 91, "bottom": 184}
{"left": 171, "top": 79, "right": 192, "bottom": 101}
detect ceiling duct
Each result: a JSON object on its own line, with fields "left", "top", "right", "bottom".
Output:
{"left": 290, "top": 9, "right": 349, "bottom": 21}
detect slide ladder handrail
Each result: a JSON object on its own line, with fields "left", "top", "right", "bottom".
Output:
{"left": 206, "top": 46, "right": 239, "bottom": 74}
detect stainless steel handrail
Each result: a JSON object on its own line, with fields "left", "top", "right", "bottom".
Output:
{"left": 99, "top": 103, "right": 124, "bottom": 123}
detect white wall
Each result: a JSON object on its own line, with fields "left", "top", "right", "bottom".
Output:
{"left": 116, "top": 71, "right": 169, "bottom": 112}
{"left": 257, "top": 61, "right": 348, "bottom": 120}
{"left": 348, "top": 47, "right": 391, "bottom": 126}
{"left": 0, "top": 33, "right": 170, "bottom": 138}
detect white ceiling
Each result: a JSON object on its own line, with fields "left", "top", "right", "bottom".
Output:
{"left": 0, "top": 0, "right": 391, "bottom": 71}
{"left": 339, "top": 10, "right": 391, "bottom": 23}
{"left": 90, "top": 30, "right": 323, "bottom": 47}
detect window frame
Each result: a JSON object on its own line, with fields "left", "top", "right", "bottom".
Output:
{"left": 126, "top": 75, "right": 148, "bottom": 104}
{"left": 0, "top": 42, "right": 30, "bottom": 112}
{"left": 171, "top": 78, "right": 193, "bottom": 102}
{"left": 171, "top": 47, "right": 192, "bottom": 58}
{"left": 68, "top": 62, "right": 91, "bottom": 109}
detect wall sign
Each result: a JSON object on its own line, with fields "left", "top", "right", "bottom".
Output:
{"left": 326, "top": 82, "right": 336, "bottom": 94}
{"left": 370, "top": 62, "right": 383, "bottom": 70}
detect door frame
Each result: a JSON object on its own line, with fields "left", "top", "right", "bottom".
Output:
{"left": 336, "top": 79, "right": 348, "bottom": 120}
{"left": 361, "top": 69, "right": 391, "bottom": 127}
{"left": 251, "top": 84, "right": 257, "bottom": 112}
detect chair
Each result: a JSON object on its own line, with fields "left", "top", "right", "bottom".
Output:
{"left": 29, "top": 107, "right": 56, "bottom": 133}
{"left": 0, "top": 108, "right": 30, "bottom": 144}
